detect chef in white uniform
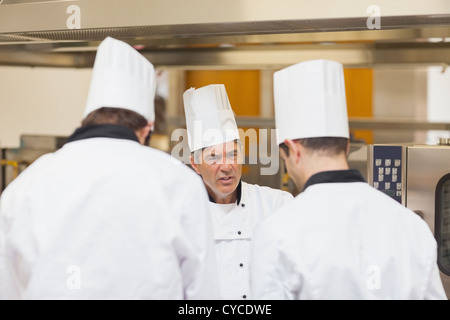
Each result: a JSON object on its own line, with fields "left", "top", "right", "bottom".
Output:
{"left": 250, "top": 59, "right": 447, "bottom": 300}
{"left": 0, "top": 37, "right": 219, "bottom": 300}
{"left": 183, "top": 84, "right": 293, "bottom": 300}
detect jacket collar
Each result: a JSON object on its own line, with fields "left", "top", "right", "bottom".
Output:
{"left": 304, "top": 169, "right": 366, "bottom": 191}
{"left": 208, "top": 180, "right": 243, "bottom": 205}
{"left": 66, "top": 124, "right": 139, "bottom": 144}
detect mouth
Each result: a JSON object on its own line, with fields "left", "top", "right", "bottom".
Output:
{"left": 219, "top": 176, "right": 233, "bottom": 183}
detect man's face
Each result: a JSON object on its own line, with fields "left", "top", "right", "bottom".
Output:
{"left": 193, "top": 141, "right": 243, "bottom": 200}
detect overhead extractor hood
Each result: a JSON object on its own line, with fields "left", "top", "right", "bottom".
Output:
{"left": 0, "top": 0, "right": 449, "bottom": 68}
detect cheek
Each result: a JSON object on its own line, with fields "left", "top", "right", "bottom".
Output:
{"left": 200, "top": 165, "right": 219, "bottom": 181}
{"left": 283, "top": 158, "right": 292, "bottom": 173}
{"left": 232, "top": 164, "right": 242, "bottom": 175}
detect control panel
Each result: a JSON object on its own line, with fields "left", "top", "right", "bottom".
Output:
{"left": 372, "top": 145, "right": 403, "bottom": 204}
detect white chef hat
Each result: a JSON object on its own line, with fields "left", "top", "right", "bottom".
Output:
{"left": 183, "top": 84, "right": 240, "bottom": 152}
{"left": 84, "top": 37, "right": 156, "bottom": 125}
{"left": 274, "top": 59, "right": 349, "bottom": 145}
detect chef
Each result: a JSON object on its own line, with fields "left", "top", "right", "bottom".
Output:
{"left": 250, "top": 59, "right": 447, "bottom": 300}
{"left": 0, "top": 37, "right": 219, "bottom": 300}
{"left": 183, "top": 84, "right": 293, "bottom": 300}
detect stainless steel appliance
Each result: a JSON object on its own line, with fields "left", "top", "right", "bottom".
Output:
{"left": 369, "top": 144, "right": 450, "bottom": 298}
{"left": 406, "top": 145, "right": 450, "bottom": 298}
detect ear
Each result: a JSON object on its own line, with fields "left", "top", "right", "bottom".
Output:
{"left": 284, "top": 139, "right": 301, "bottom": 163}
{"left": 135, "top": 122, "right": 153, "bottom": 145}
{"left": 346, "top": 139, "right": 351, "bottom": 156}
{"left": 144, "top": 122, "right": 154, "bottom": 136}
{"left": 190, "top": 155, "right": 201, "bottom": 175}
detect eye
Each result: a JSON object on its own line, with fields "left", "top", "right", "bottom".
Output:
{"left": 206, "top": 155, "right": 218, "bottom": 164}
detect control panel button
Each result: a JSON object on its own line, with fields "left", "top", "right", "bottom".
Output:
{"left": 373, "top": 146, "right": 403, "bottom": 204}
{"left": 396, "top": 191, "right": 402, "bottom": 197}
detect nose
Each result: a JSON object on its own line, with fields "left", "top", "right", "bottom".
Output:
{"left": 219, "top": 162, "right": 233, "bottom": 173}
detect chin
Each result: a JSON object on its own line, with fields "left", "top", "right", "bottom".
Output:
{"left": 217, "top": 183, "right": 238, "bottom": 195}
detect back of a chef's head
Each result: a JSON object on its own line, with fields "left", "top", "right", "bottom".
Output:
{"left": 273, "top": 59, "right": 350, "bottom": 156}
{"left": 82, "top": 37, "right": 157, "bottom": 133}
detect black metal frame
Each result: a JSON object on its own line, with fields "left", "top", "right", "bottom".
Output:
{"left": 435, "top": 173, "right": 450, "bottom": 276}
{"left": 1, "top": 148, "right": 6, "bottom": 193}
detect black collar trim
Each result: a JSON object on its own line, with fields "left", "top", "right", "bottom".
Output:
{"left": 208, "top": 180, "right": 243, "bottom": 206}
{"left": 66, "top": 124, "right": 139, "bottom": 144}
{"left": 303, "top": 169, "right": 366, "bottom": 191}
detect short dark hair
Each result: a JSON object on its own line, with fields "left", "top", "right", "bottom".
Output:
{"left": 280, "top": 137, "right": 349, "bottom": 157}
{"left": 82, "top": 107, "right": 148, "bottom": 132}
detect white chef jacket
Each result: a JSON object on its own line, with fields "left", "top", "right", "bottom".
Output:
{"left": 0, "top": 124, "right": 219, "bottom": 300}
{"left": 210, "top": 181, "right": 293, "bottom": 300}
{"left": 251, "top": 170, "right": 447, "bottom": 300}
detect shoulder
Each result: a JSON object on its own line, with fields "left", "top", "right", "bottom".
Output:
{"left": 132, "top": 144, "right": 197, "bottom": 178}
{"left": 5, "top": 152, "right": 56, "bottom": 187}
{"left": 359, "top": 184, "right": 427, "bottom": 223}
{"left": 311, "top": 182, "right": 435, "bottom": 240}
{"left": 154, "top": 150, "right": 199, "bottom": 182}
{"left": 0, "top": 152, "right": 55, "bottom": 216}
{"left": 145, "top": 148, "right": 205, "bottom": 194}
{"left": 241, "top": 182, "right": 294, "bottom": 220}
{"left": 242, "top": 181, "right": 294, "bottom": 200}
{"left": 242, "top": 182, "right": 294, "bottom": 213}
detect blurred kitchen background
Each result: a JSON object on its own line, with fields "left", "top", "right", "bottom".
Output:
{"left": 1, "top": 0, "right": 450, "bottom": 194}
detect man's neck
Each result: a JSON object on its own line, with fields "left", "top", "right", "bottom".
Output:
{"left": 301, "top": 155, "right": 350, "bottom": 188}
{"left": 207, "top": 188, "right": 238, "bottom": 204}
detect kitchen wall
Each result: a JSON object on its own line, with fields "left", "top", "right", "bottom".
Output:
{"left": 0, "top": 66, "right": 92, "bottom": 148}
{"left": 373, "top": 67, "right": 428, "bottom": 144}
{"left": 0, "top": 65, "right": 446, "bottom": 149}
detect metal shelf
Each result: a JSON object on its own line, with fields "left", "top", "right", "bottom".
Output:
{"left": 168, "top": 116, "right": 450, "bottom": 131}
